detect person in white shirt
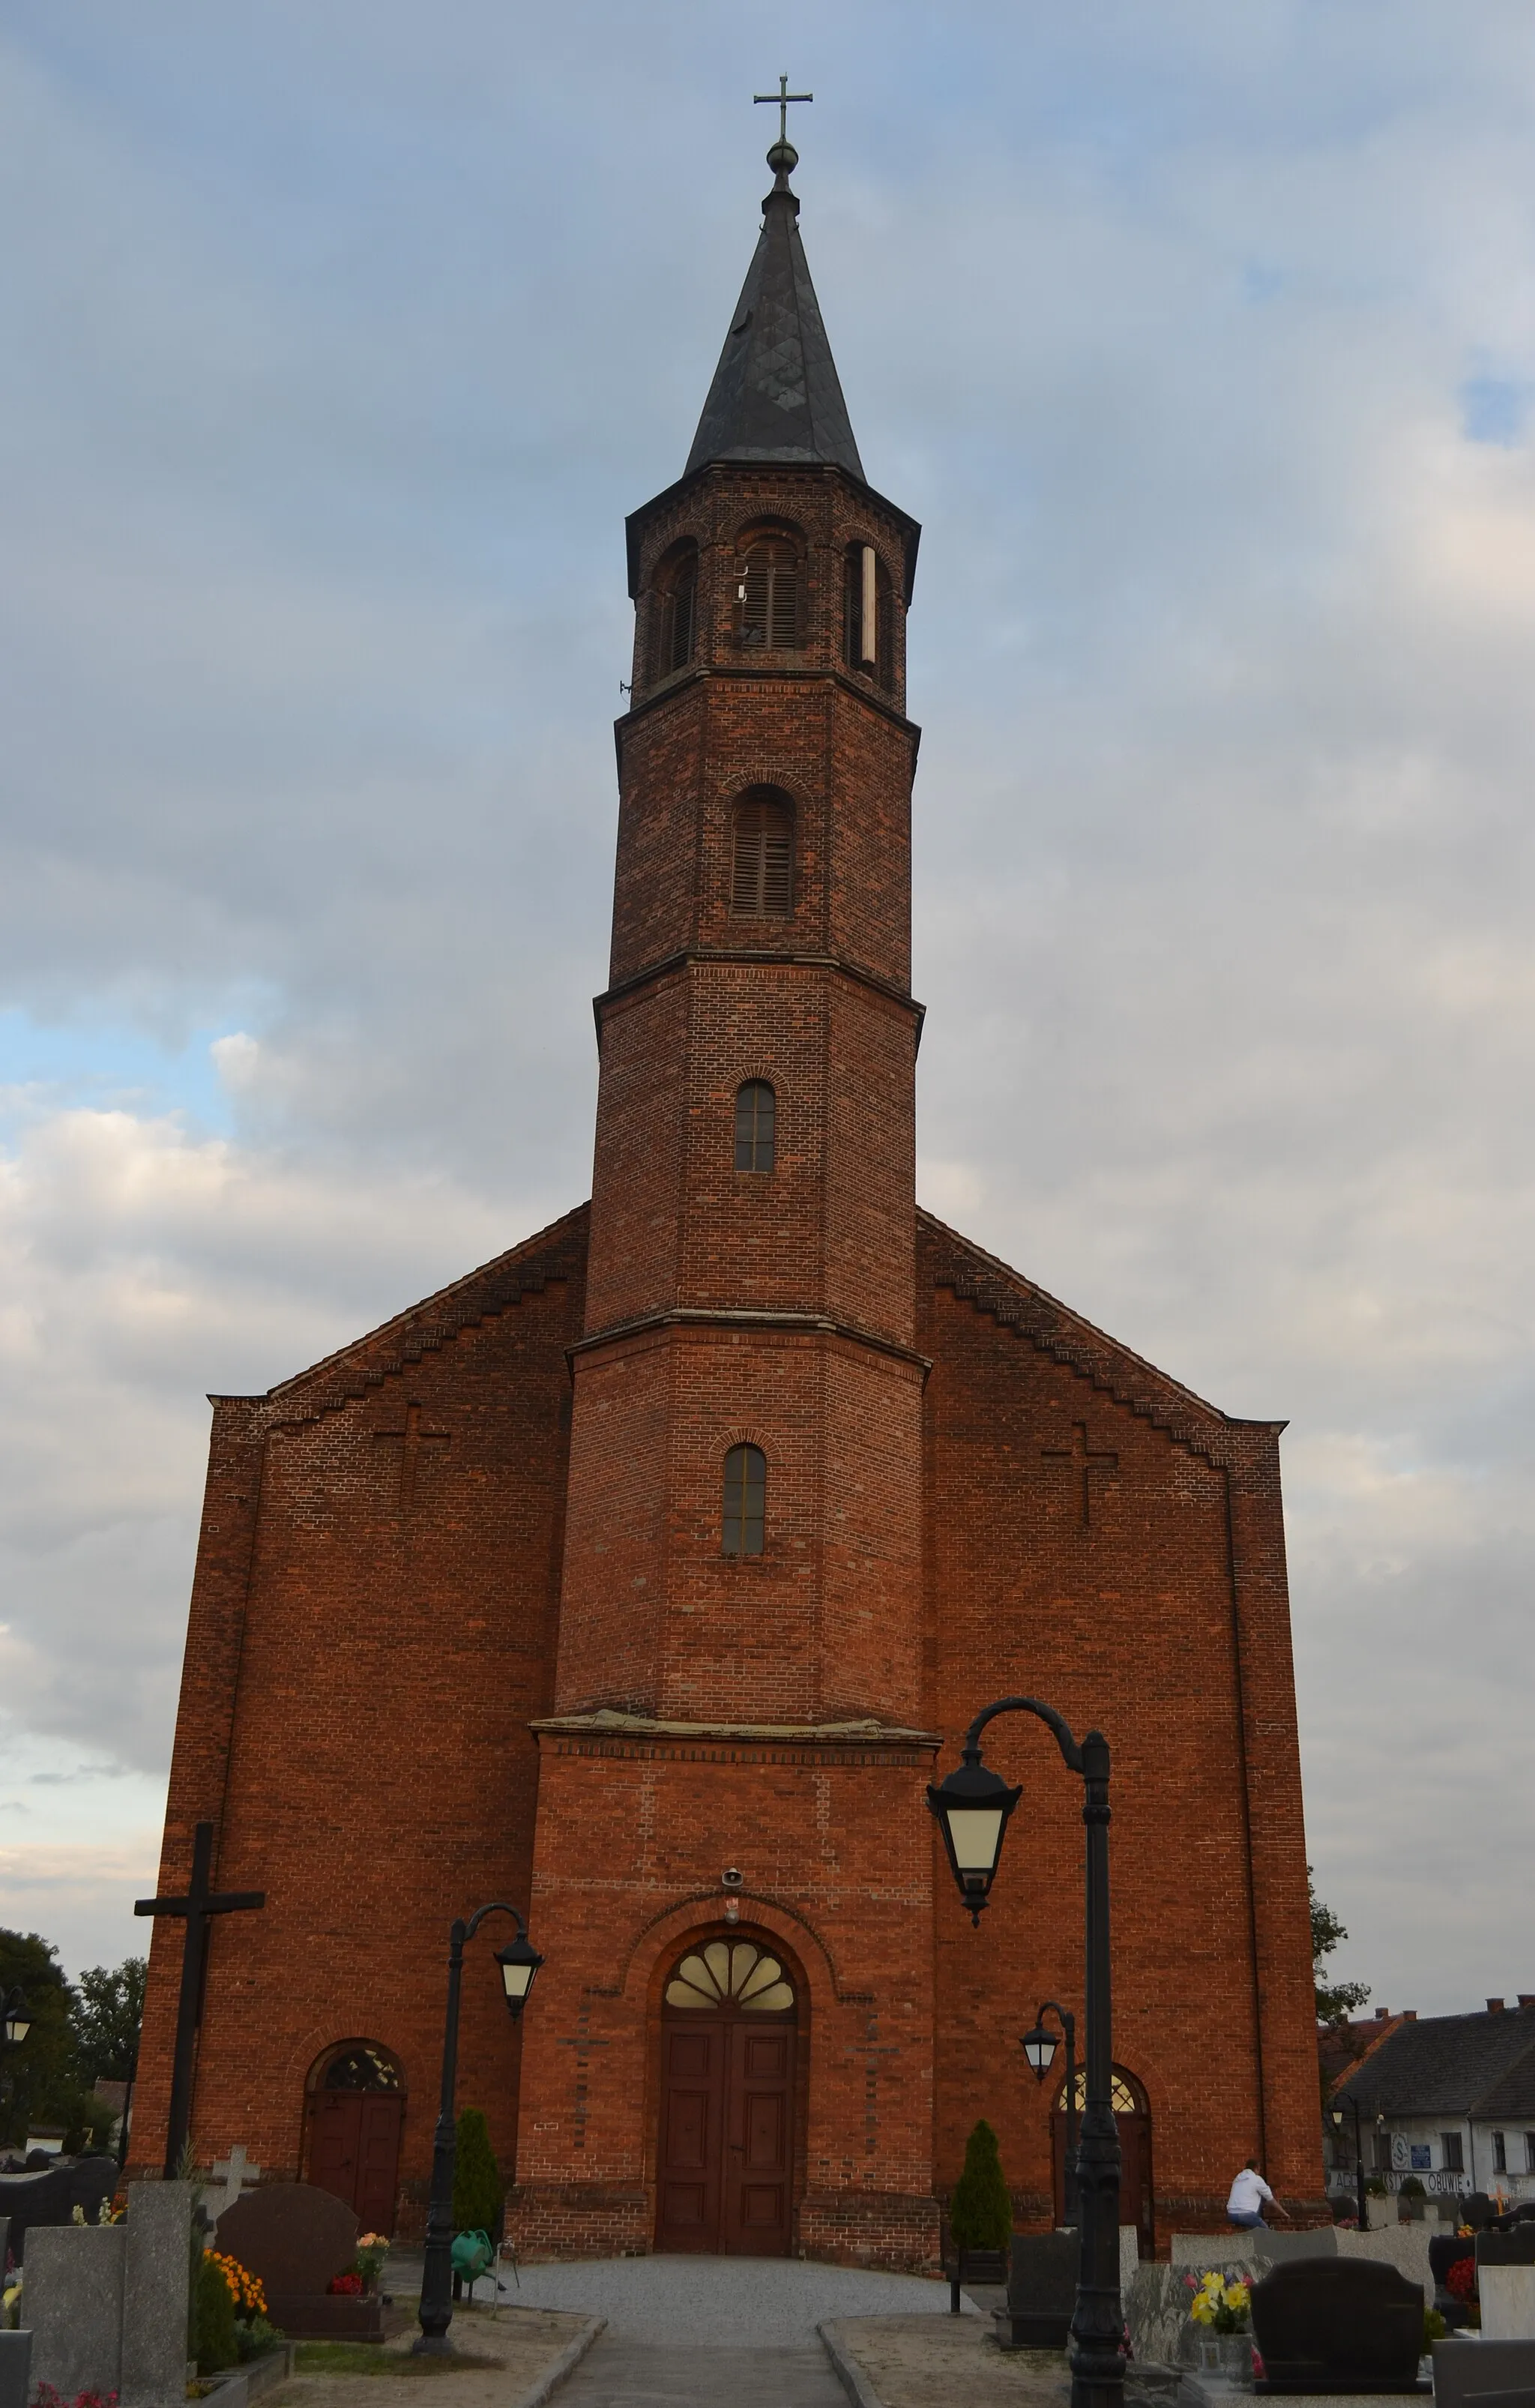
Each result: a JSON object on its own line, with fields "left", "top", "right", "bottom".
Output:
{"left": 1227, "top": 2160, "right": 1290, "bottom": 2230}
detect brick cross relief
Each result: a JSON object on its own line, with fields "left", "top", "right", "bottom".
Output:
{"left": 1040, "top": 1421, "right": 1118, "bottom": 1529}
{"left": 373, "top": 1401, "right": 452, "bottom": 1514}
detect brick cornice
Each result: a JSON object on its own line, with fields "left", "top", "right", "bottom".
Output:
{"left": 531, "top": 1708, "right": 940, "bottom": 1758}
{"left": 593, "top": 948, "right": 925, "bottom": 1039}
{"left": 569, "top": 1304, "right": 931, "bottom": 1375}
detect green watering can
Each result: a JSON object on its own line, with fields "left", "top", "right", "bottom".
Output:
{"left": 450, "top": 2228, "right": 496, "bottom": 2297}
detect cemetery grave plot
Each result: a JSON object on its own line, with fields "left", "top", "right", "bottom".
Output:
{"left": 263, "top": 2310, "right": 598, "bottom": 2404}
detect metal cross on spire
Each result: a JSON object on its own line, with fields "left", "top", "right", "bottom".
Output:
{"left": 754, "top": 73, "right": 812, "bottom": 148}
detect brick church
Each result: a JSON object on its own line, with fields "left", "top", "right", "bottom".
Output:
{"left": 133, "top": 128, "right": 1323, "bottom": 2263}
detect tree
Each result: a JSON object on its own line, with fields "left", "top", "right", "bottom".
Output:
{"left": 71, "top": 1957, "right": 147, "bottom": 2086}
{"left": 453, "top": 2107, "right": 503, "bottom": 2238}
{"left": 1311, "top": 1868, "right": 1371, "bottom": 2026}
{"left": 0, "top": 1929, "right": 79, "bottom": 2149}
{"left": 949, "top": 2116, "right": 1013, "bottom": 2252}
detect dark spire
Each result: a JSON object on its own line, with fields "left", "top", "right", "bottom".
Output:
{"left": 684, "top": 136, "right": 864, "bottom": 481}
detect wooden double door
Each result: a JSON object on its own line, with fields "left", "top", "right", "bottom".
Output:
{"left": 310, "top": 2089, "right": 404, "bottom": 2233}
{"left": 656, "top": 2011, "right": 797, "bottom": 2255}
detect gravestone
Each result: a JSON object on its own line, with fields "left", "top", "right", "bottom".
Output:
{"left": 1127, "top": 2263, "right": 1206, "bottom": 2368}
{"left": 0, "top": 2156, "right": 118, "bottom": 2262}
{"left": 26, "top": 2222, "right": 126, "bottom": 2400}
{"left": 0, "top": 2332, "right": 31, "bottom": 2408}
{"left": 121, "top": 2181, "right": 196, "bottom": 2407}
{"left": 218, "top": 2179, "right": 379, "bottom": 2340}
{"left": 1465, "top": 2195, "right": 1498, "bottom": 2230}
{"left": 1478, "top": 2226, "right": 1535, "bottom": 2343}
{"left": 995, "top": 2230, "right": 1079, "bottom": 2347}
{"left": 1432, "top": 2232, "right": 1479, "bottom": 2330}
{"left": 1250, "top": 2230, "right": 1340, "bottom": 2266}
{"left": 1432, "top": 2335, "right": 1535, "bottom": 2408}
{"left": 1248, "top": 2257, "right": 1426, "bottom": 2394}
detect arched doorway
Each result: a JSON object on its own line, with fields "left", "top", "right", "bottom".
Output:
{"left": 305, "top": 2042, "right": 405, "bottom": 2235}
{"left": 655, "top": 1937, "right": 797, "bottom": 2256}
{"left": 1052, "top": 2066, "right": 1155, "bottom": 2260}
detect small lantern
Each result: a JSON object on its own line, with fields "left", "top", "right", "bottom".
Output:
{"left": 1021, "top": 2019, "right": 1058, "bottom": 2080}
{"left": 495, "top": 1931, "right": 543, "bottom": 2019}
{"left": 1, "top": 1990, "right": 30, "bottom": 2048}
{"left": 1331, "top": 2104, "right": 1344, "bottom": 2128}
{"left": 926, "top": 1754, "right": 1022, "bottom": 1923}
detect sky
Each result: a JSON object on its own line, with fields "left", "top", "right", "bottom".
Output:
{"left": 2, "top": 1, "right": 1533, "bottom": 2015}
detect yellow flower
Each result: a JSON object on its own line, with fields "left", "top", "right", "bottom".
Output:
{"left": 1225, "top": 2285, "right": 1249, "bottom": 2312}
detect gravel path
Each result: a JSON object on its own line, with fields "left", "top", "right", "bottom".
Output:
{"left": 488, "top": 2253, "right": 974, "bottom": 2346}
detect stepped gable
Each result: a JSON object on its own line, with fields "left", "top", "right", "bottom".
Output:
{"left": 918, "top": 1206, "right": 1282, "bottom": 1469}
{"left": 234, "top": 1200, "right": 590, "bottom": 1427}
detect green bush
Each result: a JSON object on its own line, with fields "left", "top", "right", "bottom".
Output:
{"left": 453, "top": 2107, "right": 503, "bottom": 2239}
{"left": 235, "top": 2315, "right": 283, "bottom": 2362}
{"left": 1401, "top": 2175, "right": 1426, "bottom": 2199}
{"left": 193, "top": 2249, "right": 238, "bottom": 2374}
{"left": 1424, "top": 2308, "right": 1446, "bottom": 2349}
{"left": 949, "top": 2117, "right": 1013, "bottom": 2252}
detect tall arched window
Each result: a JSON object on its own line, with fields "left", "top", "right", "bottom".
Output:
{"left": 655, "top": 543, "right": 697, "bottom": 676}
{"left": 844, "top": 543, "right": 894, "bottom": 687}
{"left": 723, "top": 1444, "right": 766, "bottom": 1556}
{"left": 731, "top": 790, "right": 794, "bottom": 916}
{"left": 735, "top": 1080, "right": 776, "bottom": 1173}
{"left": 738, "top": 534, "right": 799, "bottom": 649}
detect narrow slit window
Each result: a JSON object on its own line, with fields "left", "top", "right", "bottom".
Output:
{"left": 731, "top": 792, "right": 794, "bottom": 916}
{"left": 843, "top": 543, "right": 895, "bottom": 686}
{"left": 735, "top": 1081, "right": 776, "bottom": 1173}
{"left": 654, "top": 544, "right": 697, "bottom": 678}
{"left": 738, "top": 537, "right": 798, "bottom": 649}
{"left": 723, "top": 1444, "right": 766, "bottom": 1556}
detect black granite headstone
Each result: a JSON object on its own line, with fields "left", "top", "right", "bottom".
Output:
{"left": 0, "top": 2158, "right": 118, "bottom": 2263}
{"left": 1249, "top": 2257, "right": 1426, "bottom": 2395}
{"left": 995, "top": 2230, "right": 1079, "bottom": 2349}
{"left": 1465, "top": 2195, "right": 1498, "bottom": 2230}
{"left": 1480, "top": 2228, "right": 1535, "bottom": 2268}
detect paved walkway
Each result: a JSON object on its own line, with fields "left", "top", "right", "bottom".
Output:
{"left": 387, "top": 2251, "right": 976, "bottom": 2404}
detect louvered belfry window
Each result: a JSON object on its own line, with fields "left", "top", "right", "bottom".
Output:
{"left": 659, "top": 546, "right": 697, "bottom": 675}
{"left": 843, "top": 543, "right": 894, "bottom": 687}
{"left": 738, "top": 535, "right": 799, "bottom": 649}
{"left": 731, "top": 791, "right": 794, "bottom": 917}
{"left": 734, "top": 1080, "right": 776, "bottom": 1173}
{"left": 723, "top": 1443, "right": 766, "bottom": 1556}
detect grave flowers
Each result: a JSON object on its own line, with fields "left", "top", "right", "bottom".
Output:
{"left": 356, "top": 2233, "right": 389, "bottom": 2294}
{"left": 1187, "top": 2269, "right": 1255, "bottom": 2385}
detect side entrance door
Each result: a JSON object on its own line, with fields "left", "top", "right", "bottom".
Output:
{"left": 655, "top": 1939, "right": 797, "bottom": 2256}
{"left": 310, "top": 2087, "right": 405, "bottom": 2231}
{"left": 1052, "top": 2067, "right": 1155, "bottom": 2260}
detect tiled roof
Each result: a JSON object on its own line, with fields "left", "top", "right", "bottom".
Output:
{"left": 1333, "top": 2008, "right": 1535, "bottom": 2119}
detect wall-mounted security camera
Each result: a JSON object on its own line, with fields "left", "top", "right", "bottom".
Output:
{"left": 720, "top": 1867, "right": 744, "bottom": 1890}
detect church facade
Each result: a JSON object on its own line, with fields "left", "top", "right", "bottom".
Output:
{"left": 131, "top": 135, "right": 1324, "bottom": 2263}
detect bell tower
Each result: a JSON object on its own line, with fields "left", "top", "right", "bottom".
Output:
{"left": 516, "top": 127, "right": 942, "bottom": 2266}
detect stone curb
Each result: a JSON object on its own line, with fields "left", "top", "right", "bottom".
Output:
{"left": 818, "top": 2319, "right": 888, "bottom": 2408}
{"left": 508, "top": 2314, "right": 606, "bottom": 2408}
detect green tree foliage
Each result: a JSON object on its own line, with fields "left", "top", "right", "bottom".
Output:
{"left": 1310, "top": 1869, "right": 1371, "bottom": 2026}
{"left": 453, "top": 2107, "right": 503, "bottom": 2239}
{"left": 949, "top": 2116, "right": 1013, "bottom": 2252}
{"left": 193, "top": 2249, "right": 238, "bottom": 2374}
{"left": 72, "top": 1957, "right": 146, "bottom": 2085}
{"left": 0, "top": 1929, "right": 78, "bottom": 2149}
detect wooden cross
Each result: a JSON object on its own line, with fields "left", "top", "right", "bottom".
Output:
{"left": 135, "top": 1822, "right": 265, "bottom": 2176}
{"left": 1040, "top": 1421, "right": 1119, "bottom": 1529}
{"left": 208, "top": 2142, "right": 261, "bottom": 2221}
{"left": 754, "top": 74, "right": 812, "bottom": 147}
{"left": 373, "top": 1400, "right": 451, "bottom": 1514}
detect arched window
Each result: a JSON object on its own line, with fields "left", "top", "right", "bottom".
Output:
{"left": 734, "top": 1080, "right": 775, "bottom": 1173}
{"left": 844, "top": 543, "right": 894, "bottom": 686}
{"left": 738, "top": 533, "right": 799, "bottom": 649}
{"left": 723, "top": 1443, "right": 765, "bottom": 1557}
{"left": 655, "top": 543, "right": 697, "bottom": 676}
{"left": 731, "top": 790, "right": 794, "bottom": 916}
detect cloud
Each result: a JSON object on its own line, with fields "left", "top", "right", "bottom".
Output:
{"left": 3, "top": 1, "right": 1534, "bottom": 2003}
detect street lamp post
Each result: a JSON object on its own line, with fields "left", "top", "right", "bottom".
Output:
{"left": 1330, "top": 2095, "right": 1369, "bottom": 2233}
{"left": 1022, "top": 2002, "right": 1079, "bottom": 2227}
{"left": 1, "top": 1988, "right": 32, "bottom": 2144}
{"left": 928, "top": 1694, "right": 1121, "bottom": 2408}
{"left": 414, "top": 1905, "right": 543, "bottom": 2356}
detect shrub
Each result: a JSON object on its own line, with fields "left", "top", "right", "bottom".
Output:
{"left": 1424, "top": 2308, "right": 1446, "bottom": 2349}
{"left": 949, "top": 2117, "right": 1012, "bottom": 2253}
{"left": 1401, "top": 2175, "right": 1426, "bottom": 2199}
{"left": 193, "top": 2249, "right": 238, "bottom": 2374}
{"left": 453, "top": 2107, "right": 503, "bottom": 2239}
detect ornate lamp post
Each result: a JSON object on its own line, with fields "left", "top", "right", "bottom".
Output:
{"left": 1, "top": 1987, "right": 31, "bottom": 2141}
{"left": 414, "top": 1906, "right": 543, "bottom": 2355}
{"left": 929, "top": 1695, "right": 1121, "bottom": 2408}
{"left": 1330, "top": 2095, "right": 1369, "bottom": 2232}
{"left": 1022, "top": 2001, "right": 1079, "bottom": 2227}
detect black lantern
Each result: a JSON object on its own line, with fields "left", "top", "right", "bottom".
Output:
{"left": 1, "top": 1990, "right": 31, "bottom": 2049}
{"left": 926, "top": 1754, "right": 1022, "bottom": 1923}
{"left": 1022, "top": 2018, "right": 1058, "bottom": 2078}
{"left": 495, "top": 1931, "right": 543, "bottom": 2017}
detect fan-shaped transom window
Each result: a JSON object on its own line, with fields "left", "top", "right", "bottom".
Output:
{"left": 1058, "top": 2069, "right": 1144, "bottom": 2116}
{"left": 322, "top": 2044, "right": 402, "bottom": 2092}
{"left": 723, "top": 1442, "right": 765, "bottom": 1556}
{"left": 656, "top": 544, "right": 697, "bottom": 677}
{"left": 738, "top": 535, "right": 799, "bottom": 649}
{"left": 731, "top": 791, "right": 794, "bottom": 917}
{"left": 666, "top": 1940, "right": 795, "bottom": 2014}
{"left": 735, "top": 1080, "right": 776, "bottom": 1173}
